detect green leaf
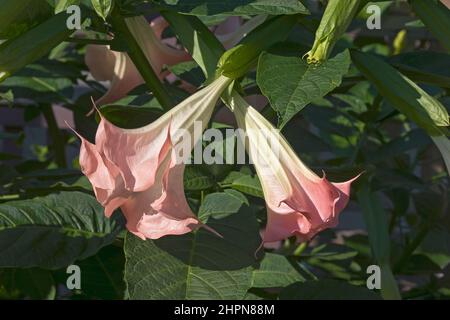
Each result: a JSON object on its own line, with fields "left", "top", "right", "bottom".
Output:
{"left": 0, "top": 0, "right": 53, "bottom": 39}
{"left": 161, "top": 11, "right": 224, "bottom": 82}
{"left": 350, "top": 50, "right": 449, "bottom": 135}
{"left": 231, "top": 174, "right": 264, "bottom": 198}
{"left": 389, "top": 51, "right": 450, "bottom": 89}
{"left": 279, "top": 280, "right": 381, "bottom": 300}
{"left": 157, "top": 0, "right": 309, "bottom": 16}
{"left": 0, "top": 12, "right": 74, "bottom": 81}
{"left": 0, "top": 0, "right": 35, "bottom": 36}
{"left": 251, "top": 253, "right": 304, "bottom": 288}
{"left": 257, "top": 49, "right": 351, "bottom": 128}
{"left": 1, "top": 62, "right": 74, "bottom": 104}
{"left": 91, "top": 0, "right": 113, "bottom": 21}
{"left": 124, "top": 208, "right": 261, "bottom": 300}
{"left": 409, "top": 0, "right": 450, "bottom": 51}
{"left": 198, "top": 190, "right": 247, "bottom": 221}
{"left": 357, "top": 183, "right": 401, "bottom": 300}
{"left": 184, "top": 165, "right": 215, "bottom": 191}
{"left": 0, "top": 192, "right": 123, "bottom": 269}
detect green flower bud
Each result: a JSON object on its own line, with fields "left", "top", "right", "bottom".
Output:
{"left": 305, "top": 0, "right": 360, "bottom": 64}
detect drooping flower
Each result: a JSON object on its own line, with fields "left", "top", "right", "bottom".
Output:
{"left": 72, "top": 75, "right": 232, "bottom": 239}
{"left": 85, "top": 16, "right": 190, "bottom": 105}
{"left": 229, "top": 91, "right": 359, "bottom": 242}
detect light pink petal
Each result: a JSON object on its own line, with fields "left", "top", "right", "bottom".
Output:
{"left": 120, "top": 151, "right": 200, "bottom": 240}
{"left": 85, "top": 45, "right": 116, "bottom": 81}
{"left": 263, "top": 204, "right": 312, "bottom": 243}
{"left": 95, "top": 52, "right": 144, "bottom": 106}
{"left": 95, "top": 117, "right": 172, "bottom": 192}
{"left": 73, "top": 128, "right": 130, "bottom": 217}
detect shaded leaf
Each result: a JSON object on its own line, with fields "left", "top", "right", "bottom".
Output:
{"left": 125, "top": 208, "right": 260, "bottom": 300}
{"left": 0, "top": 192, "right": 123, "bottom": 269}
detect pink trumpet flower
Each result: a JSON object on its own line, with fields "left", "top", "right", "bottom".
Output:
{"left": 229, "top": 92, "right": 359, "bottom": 242}
{"left": 85, "top": 16, "right": 190, "bottom": 105}
{"left": 72, "top": 75, "right": 232, "bottom": 239}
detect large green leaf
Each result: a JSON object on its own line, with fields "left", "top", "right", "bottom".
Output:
{"left": 409, "top": 0, "right": 450, "bottom": 52}
{"left": 257, "top": 49, "right": 351, "bottom": 128}
{"left": 0, "top": 192, "right": 123, "bottom": 269}
{"left": 157, "top": 0, "right": 309, "bottom": 16}
{"left": 279, "top": 280, "right": 381, "bottom": 300}
{"left": 124, "top": 207, "right": 261, "bottom": 300}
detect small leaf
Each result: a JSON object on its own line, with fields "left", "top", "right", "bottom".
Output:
{"left": 184, "top": 165, "right": 215, "bottom": 191}
{"left": 91, "top": 0, "right": 113, "bottom": 21}
{"left": 198, "top": 190, "right": 247, "bottom": 221}
{"left": 232, "top": 174, "right": 264, "bottom": 198}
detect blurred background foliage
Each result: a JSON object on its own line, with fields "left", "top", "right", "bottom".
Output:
{"left": 0, "top": 0, "right": 449, "bottom": 300}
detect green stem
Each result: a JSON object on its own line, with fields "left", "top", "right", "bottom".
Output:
{"left": 110, "top": 9, "right": 173, "bottom": 110}
{"left": 293, "top": 241, "right": 308, "bottom": 256}
{"left": 41, "top": 104, "right": 66, "bottom": 168}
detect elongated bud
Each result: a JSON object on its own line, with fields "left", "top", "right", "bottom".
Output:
{"left": 305, "top": 0, "right": 360, "bottom": 64}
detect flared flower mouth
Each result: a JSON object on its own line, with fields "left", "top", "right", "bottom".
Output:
{"left": 228, "top": 91, "right": 360, "bottom": 242}
{"left": 71, "top": 75, "right": 232, "bottom": 240}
